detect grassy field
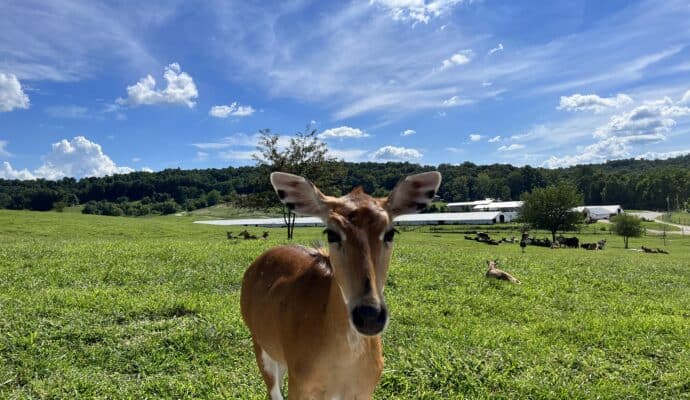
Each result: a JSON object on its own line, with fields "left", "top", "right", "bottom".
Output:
{"left": 0, "top": 210, "right": 688, "bottom": 399}
{"left": 660, "top": 212, "right": 690, "bottom": 226}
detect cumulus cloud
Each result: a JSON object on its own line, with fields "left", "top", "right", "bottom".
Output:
{"left": 469, "top": 134, "right": 482, "bottom": 142}
{"left": 401, "top": 129, "right": 416, "bottom": 136}
{"left": 0, "top": 72, "right": 30, "bottom": 112}
{"left": 370, "top": 145, "right": 423, "bottom": 161}
{"left": 209, "top": 102, "right": 255, "bottom": 118}
{"left": 635, "top": 149, "right": 690, "bottom": 160}
{"left": 498, "top": 144, "right": 525, "bottom": 152}
{"left": 542, "top": 135, "right": 666, "bottom": 168}
{"left": 318, "top": 126, "right": 369, "bottom": 139}
{"left": 488, "top": 135, "right": 501, "bottom": 143}
{"left": 594, "top": 97, "right": 690, "bottom": 139}
{"left": 558, "top": 93, "right": 633, "bottom": 113}
{"left": 488, "top": 43, "right": 504, "bottom": 55}
{"left": 370, "top": 0, "right": 467, "bottom": 24}
{"left": 34, "top": 136, "right": 133, "bottom": 180}
{"left": 0, "top": 161, "right": 36, "bottom": 180}
{"left": 440, "top": 50, "right": 473, "bottom": 70}
{"left": 116, "top": 63, "right": 198, "bottom": 108}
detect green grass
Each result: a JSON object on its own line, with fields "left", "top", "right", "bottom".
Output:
{"left": 183, "top": 203, "right": 281, "bottom": 219}
{"left": 1, "top": 210, "right": 688, "bottom": 399}
{"left": 641, "top": 221, "right": 682, "bottom": 232}
{"left": 660, "top": 212, "right": 690, "bottom": 226}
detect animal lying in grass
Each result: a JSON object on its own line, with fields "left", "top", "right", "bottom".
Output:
{"left": 241, "top": 171, "right": 442, "bottom": 399}
{"left": 485, "top": 260, "right": 521, "bottom": 284}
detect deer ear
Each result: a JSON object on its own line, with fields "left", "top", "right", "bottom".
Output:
{"left": 384, "top": 171, "right": 442, "bottom": 219}
{"left": 270, "top": 172, "right": 330, "bottom": 218}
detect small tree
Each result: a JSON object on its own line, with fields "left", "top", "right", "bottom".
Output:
{"left": 519, "top": 183, "right": 583, "bottom": 242}
{"left": 610, "top": 214, "right": 643, "bottom": 249}
{"left": 253, "top": 127, "right": 343, "bottom": 240}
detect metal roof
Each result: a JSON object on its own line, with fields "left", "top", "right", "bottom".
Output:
{"left": 473, "top": 201, "right": 524, "bottom": 210}
{"left": 194, "top": 211, "right": 504, "bottom": 227}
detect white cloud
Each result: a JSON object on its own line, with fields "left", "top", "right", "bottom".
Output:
{"left": 209, "top": 102, "right": 255, "bottom": 118}
{"left": 192, "top": 133, "right": 263, "bottom": 150}
{"left": 594, "top": 97, "right": 690, "bottom": 139}
{"left": 0, "top": 73, "right": 30, "bottom": 112}
{"left": 401, "top": 129, "right": 416, "bottom": 136}
{"left": 636, "top": 149, "right": 690, "bottom": 160}
{"left": 558, "top": 93, "right": 633, "bottom": 113}
{"left": 370, "top": 145, "right": 423, "bottom": 161}
{"left": 116, "top": 63, "right": 198, "bottom": 108}
{"left": 196, "top": 151, "right": 209, "bottom": 161}
{"left": 440, "top": 50, "right": 473, "bottom": 70}
{"left": 318, "top": 126, "right": 369, "bottom": 139}
{"left": 482, "top": 81, "right": 493, "bottom": 87}
{"left": 217, "top": 150, "right": 256, "bottom": 161}
{"left": 488, "top": 43, "right": 503, "bottom": 55}
{"left": 141, "top": 167, "right": 154, "bottom": 173}
{"left": 0, "top": 161, "right": 35, "bottom": 180}
{"left": 45, "top": 105, "right": 90, "bottom": 118}
{"left": 370, "top": 0, "right": 467, "bottom": 24}
{"left": 0, "top": 141, "right": 11, "bottom": 158}
{"left": 498, "top": 144, "right": 525, "bottom": 152}
{"left": 34, "top": 136, "right": 134, "bottom": 180}
{"left": 442, "top": 95, "right": 469, "bottom": 107}
{"left": 680, "top": 89, "right": 690, "bottom": 105}
{"left": 329, "top": 148, "right": 369, "bottom": 161}
{"left": 542, "top": 135, "right": 664, "bottom": 168}
{"left": 488, "top": 135, "right": 501, "bottom": 142}
{"left": 469, "top": 134, "right": 482, "bottom": 142}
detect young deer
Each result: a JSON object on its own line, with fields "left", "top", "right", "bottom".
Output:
{"left": 241, "top": 171, "right": 442, "bottom": 399}
{"left": 485, "top": 260, "right": 521, "bottom": 284}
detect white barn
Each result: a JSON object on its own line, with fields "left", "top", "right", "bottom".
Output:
{"left": 194, "top": 211, "right": 508, "bottom": 227}
{"left": 574, "top": 205, "right": 624, "bottom": 222}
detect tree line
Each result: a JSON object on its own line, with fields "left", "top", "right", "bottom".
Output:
{"left": 1, "top": 152, "right": 689, "bottom": 215}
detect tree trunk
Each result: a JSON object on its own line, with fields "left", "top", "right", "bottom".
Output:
{"left": 624, "top": 236, "right": 629, "bottom": 249}
{"left": 551, "top": 230, "right": 556, "bottom": 243}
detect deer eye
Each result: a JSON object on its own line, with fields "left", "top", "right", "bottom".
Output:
{"left": 383, "top": 229, "right": 398, "bottom": 243}
{"left": 324, "top": 229, "right": 341, "bottom": 244}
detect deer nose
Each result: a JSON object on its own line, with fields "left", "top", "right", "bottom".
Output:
{"left": 351, "top": 304, "right": 388, "bottom": 336}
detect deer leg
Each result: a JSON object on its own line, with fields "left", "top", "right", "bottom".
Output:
{"left": 252, "top": 339, "right": 286, "bottom": 400}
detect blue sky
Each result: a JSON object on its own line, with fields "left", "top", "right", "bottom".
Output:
{"left": 1, "top": 0, "right": 690, "bottom": 180}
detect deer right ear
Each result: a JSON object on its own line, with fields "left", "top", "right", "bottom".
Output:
{"left": 270, "top": 172, "right": 331, "bottom": 218}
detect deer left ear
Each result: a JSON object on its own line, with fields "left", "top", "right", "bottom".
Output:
{"left": 384, "top": 171, "right": 442, "bottom": 219}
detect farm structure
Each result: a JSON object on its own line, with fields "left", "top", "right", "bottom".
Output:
{"left": 194, "top": 211, "right": 509, "bottom": 228}
{"left": 574, "top": 205, "right": 623, "bottom": 222}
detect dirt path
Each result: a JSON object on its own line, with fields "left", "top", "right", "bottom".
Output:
{"left": 630, "top": 211, "right": 690, "bottom": 235}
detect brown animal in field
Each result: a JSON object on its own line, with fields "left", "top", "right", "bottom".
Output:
{"left": 485, "top": 260, "right": 521, "bottom": 284}
{"left": 241, "top": 171, "right": 441, "bottom": 399}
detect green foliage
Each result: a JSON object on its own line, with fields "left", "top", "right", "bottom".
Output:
{"left": 0, "top": 210, "right": 688, "bottom": 398}
{"left": 519, "top": 183, "right": 583, "bottom": 241}
{"left": 611, "top": 214, "right": 644, "bottom": 249}
{"left": 2, "top": 154, "right": 690, "bottom": 215}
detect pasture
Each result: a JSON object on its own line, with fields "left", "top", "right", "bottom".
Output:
{"left": 0, "top": 210, "right": 688, "bottom": 399}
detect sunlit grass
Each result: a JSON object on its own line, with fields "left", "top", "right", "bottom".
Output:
{"left": 0, "top": 210, "right": 688, "bottom": 398}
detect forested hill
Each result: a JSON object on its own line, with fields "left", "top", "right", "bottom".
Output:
{"left": 2, "top": 155, "right": 689, "bottom": 215}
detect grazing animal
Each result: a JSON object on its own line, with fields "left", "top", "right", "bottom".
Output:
{"left": 557, "top": 235, "right": 579, "bottom": 248}
{"left": 261, "top": 231, "right": 270, "bottom": 240}
{"left": 581, "top": 243, "right": 598, "bottom": 250}
{"left": 485, "top": 260, "right": 521, "bottom": 284}
{"left": 227, "top": 231, "right": 235, "bottom": 239}
{"left": 597, "top": 239, "right": 607, "bottom": 250}
{"left": 241, "top": 171, "right": 442, "bottom": 399}
{"left": 239, "top": 230, "right": 259, "bottom": 240}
